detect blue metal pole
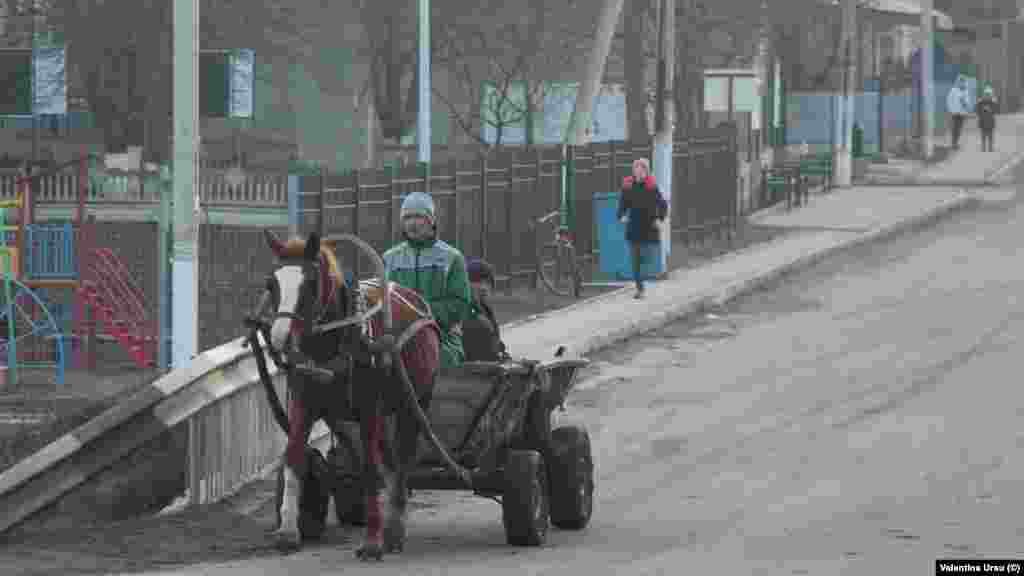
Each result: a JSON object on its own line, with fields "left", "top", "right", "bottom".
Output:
{"left": 172, "top": 0, "right": 199, "bottom": 368}
{"left": 653, "top": 0, "right": 674, "bottom": 272}
{"left": 417, "top": 0, "right": 431, "bottom": 165}
{"left": 158, "top": 166, "right": 171, "bottom": 370}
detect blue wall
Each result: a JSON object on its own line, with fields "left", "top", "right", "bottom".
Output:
{"left": 785, "top": 91, "right": 917, "bottom": 149}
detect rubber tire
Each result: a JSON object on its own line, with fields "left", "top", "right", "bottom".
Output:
{"left": 502, "top": 449, "right": 549, "bottom": 546}
{"left": 548, "top": 425, "right": 594, "bottom": 530}
{"left": 327, "top": 441, "right": 367, "bottom": 526}
{"left": 274, "top": 447, "right": 330, "bottom": 541}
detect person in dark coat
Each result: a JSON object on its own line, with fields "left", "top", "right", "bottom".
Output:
{"left": 462, "top": 258, "right": 507, "bottom": 362}
{"left": 976, "top": 85, "right": 998, "bottom": 152}
{"left": 617, "top": 158, "right": 667, "bottom": 299}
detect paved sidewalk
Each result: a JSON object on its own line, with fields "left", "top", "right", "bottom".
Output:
{"left": 503, "top": 184, "right": 975, "bottom": 361}
{"left": 920, "top": 113, "right": 1024, "bottom": 184}
{"left": 863, "top": 114, "right": 1024, "bottom": 186}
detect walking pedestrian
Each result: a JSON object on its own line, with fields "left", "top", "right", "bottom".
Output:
{"left": 976, "top": 84, "right": 998, "bottom": 152}
{"left": 946, "top": 75, "right": 971, "bottom": 150}
{"left": 617, "top": 158, "right": 667, "bottom": 300}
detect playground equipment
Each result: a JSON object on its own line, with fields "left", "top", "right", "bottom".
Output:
{"left": 0, "top": 151, "right": 157, "bottom": 387}
{"left": 0, "top": 193, "right": 65, "bottom": 387}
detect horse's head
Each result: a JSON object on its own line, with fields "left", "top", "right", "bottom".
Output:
{"left": 262, "top": 230, "right": 347, "bottom": 358}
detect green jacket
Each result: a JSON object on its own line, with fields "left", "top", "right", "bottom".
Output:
{"left": 382, "top": 238, "right": 472, "bottom": 368}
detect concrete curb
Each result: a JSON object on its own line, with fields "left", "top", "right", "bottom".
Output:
{"left": 858, "top": 180, "right": 996, "bottom": 188}
{"left": 572, "top": 192, "right": 977, "bottom": 358}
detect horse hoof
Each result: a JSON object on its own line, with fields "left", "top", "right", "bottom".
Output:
{"left": 355, "top": 543, "right": 384, "bottom": 561}
{"left": 383, "top": 522, "right": 406, "bottom": 553}
{"left": 274, "top": 531, "right": 301, "bottom": 553}
{"left": 384, "top": 540, "right": 404, "bottom": 554}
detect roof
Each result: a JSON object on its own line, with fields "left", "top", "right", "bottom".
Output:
{"left": 865, "top": 0, "right": 954, "bottom": 29}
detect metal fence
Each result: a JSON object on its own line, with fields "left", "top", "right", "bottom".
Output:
{"left": 297, "top": 128, "right": 738, "bottom": 281}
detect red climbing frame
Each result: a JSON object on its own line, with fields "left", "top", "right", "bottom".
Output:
{"left": 20, "top": 150, "right": 156, "bottom": 370}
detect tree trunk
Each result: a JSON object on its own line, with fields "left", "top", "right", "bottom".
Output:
{"left": 137, "top": 0, "right": 171, "bottom": 163}
{"left": 624, "top": 0, "right": 649, "bottom": 142}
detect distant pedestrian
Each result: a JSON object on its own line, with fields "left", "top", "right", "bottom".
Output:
{"left": 946, "top": 75, "right": 971, "bottom": 149}
{"left": 617, "top": 158, "right": 667, "bottom": 300}
{"left": 976, "top": 84, "right": 998, "bottom": 152}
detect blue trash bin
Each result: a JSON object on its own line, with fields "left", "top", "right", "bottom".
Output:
{"left": 594, "top": 192, "right": 665, "bottom": 281}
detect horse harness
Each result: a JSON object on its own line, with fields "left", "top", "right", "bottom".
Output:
{"left": 250, "top": 257, "right": 435, "bottom": 395}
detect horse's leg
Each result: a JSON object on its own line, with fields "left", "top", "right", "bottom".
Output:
{"left": 276, "top": 378, "right": 314, "bottom": 550}
{"left": 383, "top": 371, "right": 432, "bottom": 553}
{"left": 355, "top": 405, "right": 387, "bottom": 561}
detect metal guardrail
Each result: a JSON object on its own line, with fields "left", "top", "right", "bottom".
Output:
{"left": 0, "top": 333, "right": 330, "bottom": 533}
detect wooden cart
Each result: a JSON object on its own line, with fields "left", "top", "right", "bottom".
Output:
{"left": 273, "top": 356, "right": 594, "bottom": 547}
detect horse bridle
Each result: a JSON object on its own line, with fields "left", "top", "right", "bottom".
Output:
{"left": 247, "top": 259, "right": 384, "bottom": 374}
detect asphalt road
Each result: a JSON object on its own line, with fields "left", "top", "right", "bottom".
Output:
{"left": 5, "top": 169, "right": 1024, "bottom": 574}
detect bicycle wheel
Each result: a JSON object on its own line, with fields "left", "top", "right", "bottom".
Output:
{"left": 538, "top": 241, "right": 580, "bottom": 298}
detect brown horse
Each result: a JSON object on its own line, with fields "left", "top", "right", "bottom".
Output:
{"left": 262, "top": 230, "right": 441, "bottom": 560}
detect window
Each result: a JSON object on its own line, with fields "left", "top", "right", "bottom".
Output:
{"left": 0, "top": 50, "right": 33, "bottom": 116}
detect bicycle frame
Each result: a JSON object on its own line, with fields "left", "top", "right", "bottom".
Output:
{"left": 531, "top": 210, "right": 581, "bottom": 299}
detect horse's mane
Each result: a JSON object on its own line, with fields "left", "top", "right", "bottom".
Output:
{"left": 277, "top": 237, "right": 344, "bottom": 287}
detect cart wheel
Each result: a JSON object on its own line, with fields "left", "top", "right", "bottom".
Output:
{"left": 327, "top": 444, "right": 366, "bottom": 526}
{"left": 502, "top": 449, "right": 549, "bottom": 546}
{"left": 274, "top": 447, "right": 330, "bottom": 541}
{"left": 548, "top": 426, "right": 594, "bottom": 530}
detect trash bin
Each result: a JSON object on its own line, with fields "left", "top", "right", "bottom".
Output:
{"left": 594, "top": 192, "right": 665, "bottom": 281}
{"left": 852, "top": 123, "right": 864, "bottom": 158}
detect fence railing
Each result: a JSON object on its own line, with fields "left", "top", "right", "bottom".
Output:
{"left": 0, "top": 168, "right": 289, "bottom": 207}
{"left": 298, "top": 129, "right": 739, "bottom": 281}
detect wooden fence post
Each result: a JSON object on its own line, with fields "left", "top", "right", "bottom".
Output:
{"left": 610, "top": 141, "right": 618, "bottom": 193}
{"left": 318, "top": 167, "right": 326, "bottom": 238}
{"left": 479, "top": 156, "right": 488, "bottom": 262}
{"left": 352, "top": 169, "right": 361, "bottom": 280}
{"left": 389, "top": 165, "right": 398, "bottom": 246}
{"left": 730, "top": 127, "right": 739, "bottom": 239}
{"left": 504, "top": 156, "right": 513, "bottom": 276}
{"left": 450, "top": 158, "right": 459, "bottom": 250}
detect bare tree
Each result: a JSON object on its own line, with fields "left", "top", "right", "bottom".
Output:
{"left": 429, "top": 0, "right": 595, "bottom": 153}
{"left": 624, "top": 0, "right": 653, "bottom": 141}
{"left": 39, "top": 0, "right": 171, "bottom": 159}
{"left": 350, "top": 0, "right": 419, "bottom": 144}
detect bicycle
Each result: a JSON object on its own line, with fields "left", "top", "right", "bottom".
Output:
{"left": 530, "top": 210, "right": 582, "bottom": 299}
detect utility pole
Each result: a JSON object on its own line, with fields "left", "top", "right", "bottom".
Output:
{"left": 171, "top": 0, "right": 199, "bottom": 369}
{"left": 920, "top": 0, "right": 934, "bottom": 159}
{"left": 834, "top": 0, "right": 856, "bottom": 187}
{"left": 654, "top": 0, "right": 674, "bottom": 271}
{"left": 30, "top": 0, "right": 38, "bottom": 165}
{"left": 417, "top": 0, "right": 430, "bottom": 165}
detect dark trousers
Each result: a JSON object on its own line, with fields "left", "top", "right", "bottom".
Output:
{"left": 981, "top": 128, "right": 995, "bottom": 152}
{"left": 630, "top": 242, "right": 653, "bottom": 291}
{"left": 951, "top": 114, "right": 965, "bottom": 147}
